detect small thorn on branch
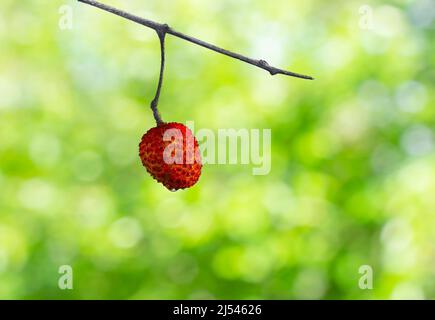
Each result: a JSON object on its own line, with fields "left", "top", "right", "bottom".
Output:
{"left": 259, "top": 60, "right": 269, "bottom": 67}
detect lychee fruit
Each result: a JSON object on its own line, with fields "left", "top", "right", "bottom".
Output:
{"left": 139, "top": 122, "right": 202, "bottom": 191}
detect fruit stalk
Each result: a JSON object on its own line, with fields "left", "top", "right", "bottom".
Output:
{"left": 150, "top": 28, "right": 168, "bottom": 125}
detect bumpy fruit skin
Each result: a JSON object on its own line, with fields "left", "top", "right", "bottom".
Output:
{"left": 139, "top": 122, "right": 202, "bottom": 190}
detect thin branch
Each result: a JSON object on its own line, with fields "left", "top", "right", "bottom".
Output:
{"left": 77, "top": 0, "right": 314, "bottom": 80}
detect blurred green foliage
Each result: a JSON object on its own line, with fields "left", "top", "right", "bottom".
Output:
{"left": 0, "top": 0, "right": 434, "bottom": 299}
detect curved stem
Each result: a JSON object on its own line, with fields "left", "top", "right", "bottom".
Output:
{"left": 150, "top": 26, "right": 168, "bottom": 126}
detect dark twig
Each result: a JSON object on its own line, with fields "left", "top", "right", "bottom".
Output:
{"left": 77, "top": 0, "right": 314, "bottom": 80}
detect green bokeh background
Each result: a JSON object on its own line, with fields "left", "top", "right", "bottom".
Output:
{"left": 0, "top": 0, "right": 434, "bottom": 299}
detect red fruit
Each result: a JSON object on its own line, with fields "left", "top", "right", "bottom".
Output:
{"left": 139, "top": 122, "right": 202, "bottom": 191}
